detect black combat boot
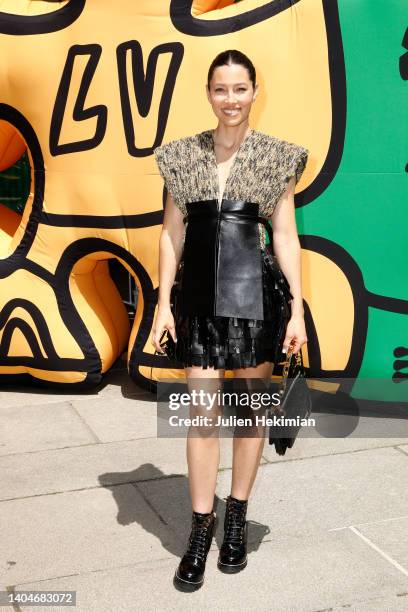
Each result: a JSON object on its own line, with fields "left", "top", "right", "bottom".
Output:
{"left": 173, "top": 510, "right": 216, "bottom": 592}
{"left": 217, "top": 495, "right": 248, "bottom": 573}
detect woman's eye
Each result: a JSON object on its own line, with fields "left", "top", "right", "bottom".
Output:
{"left": 215, "top": 88, "right": 247, "bottom": 92}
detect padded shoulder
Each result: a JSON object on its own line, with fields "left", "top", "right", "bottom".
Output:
{"left": 153, "top": 135, "right": 196, "bottom": 214}
{"left": 256, "top": 133, "right": 309, "bottom": 217}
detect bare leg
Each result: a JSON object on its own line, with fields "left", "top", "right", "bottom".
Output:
{"left": 185, "top": 364, "right": 225, "bottom": 513}
{"left": 230, "top": 361, "right": 274, "bottom": 500}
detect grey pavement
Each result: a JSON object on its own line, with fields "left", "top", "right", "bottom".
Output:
{"left": 0, "top": 353, "right": 407, "bottom": 611}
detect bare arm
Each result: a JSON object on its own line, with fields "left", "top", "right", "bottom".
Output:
{"left": 271, "top": 176, "right": 303, "bottom": 316}
{"left": 158, "top": 191, "right": 185, "bottom": 306}
{"left": 270, "top": 176, "right": 307, "bottom": 352}
{"left": 152, "top": 191, "right": 185, "bottom": 352}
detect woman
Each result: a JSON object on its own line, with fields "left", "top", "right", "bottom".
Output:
{"left": 152, "top": 49, "right": 309, "bottom": 591}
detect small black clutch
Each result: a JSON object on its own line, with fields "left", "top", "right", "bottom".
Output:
{"left": 268, "top": 340, "right": 312, "bottom": 455}
{"left": 155, "top": 328, "right": 171, "bottom": 356}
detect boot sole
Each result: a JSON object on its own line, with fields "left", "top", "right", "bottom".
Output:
{"left": 173, "top": 571, "right": 204, "bottom": 592}
{"left": 217, "top": 557, "right": 248, "bottom": 574}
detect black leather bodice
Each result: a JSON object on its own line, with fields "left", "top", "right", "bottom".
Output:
{"left": 180, "top": 199, "right": 273, "bottom": 320}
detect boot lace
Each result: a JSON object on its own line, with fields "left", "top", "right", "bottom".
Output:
{"left": 186, "top": 516, "right": 212, "bottom": 561}
{"left": 224, "top": 498, "right": 247, "bottom": 545}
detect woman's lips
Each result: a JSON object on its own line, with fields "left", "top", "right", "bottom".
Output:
{"left": 222, "top": 109, "right": 240, "bottom": 116}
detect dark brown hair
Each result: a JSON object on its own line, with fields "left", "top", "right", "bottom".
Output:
{"left": 207, "top": 49, "right": 257, "bottom": 90}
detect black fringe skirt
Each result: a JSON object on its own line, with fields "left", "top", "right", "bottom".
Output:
{"left": 165, "top": 246, "right": 293, "bottom": 370}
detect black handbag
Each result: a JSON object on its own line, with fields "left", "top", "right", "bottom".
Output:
{"left": 268, "top": 339, "right": 312, "bottom": 455}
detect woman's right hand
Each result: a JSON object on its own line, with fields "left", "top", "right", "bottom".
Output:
{"left": 152, "top": 304, "right": 177, "bottom": 354}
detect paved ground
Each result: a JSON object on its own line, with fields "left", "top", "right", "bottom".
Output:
{"left": 1, "top": 355, "right": 407, "bottom": 611}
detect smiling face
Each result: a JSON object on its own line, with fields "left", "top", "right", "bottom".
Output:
{"left": 206, "top": 62, "right": 258, "bottom": 128}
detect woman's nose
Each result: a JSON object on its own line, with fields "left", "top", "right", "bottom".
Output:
{"left": 225, "top": 91, "right": 237, "bottom": 103}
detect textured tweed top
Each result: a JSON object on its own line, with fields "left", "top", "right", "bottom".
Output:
{"left": 153, "top": 128, "right": 309, "bottom": 249}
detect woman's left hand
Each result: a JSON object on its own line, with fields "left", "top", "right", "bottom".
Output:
{"left": 283, "top": 314, "right": 308, "bottom": 354}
